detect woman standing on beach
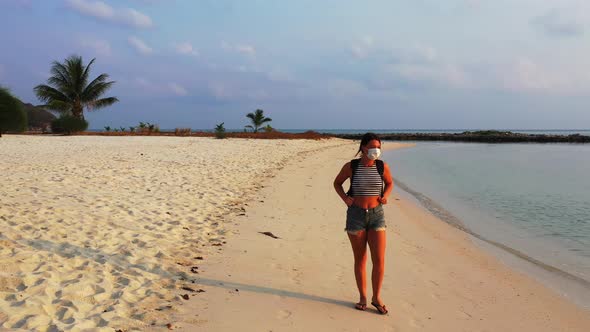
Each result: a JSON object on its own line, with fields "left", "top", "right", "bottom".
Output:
{"left": 333, "top": 133, "right": 393, "bottom": 314}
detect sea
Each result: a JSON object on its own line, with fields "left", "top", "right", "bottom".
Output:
{"left": 381, "top": 141, "right": 590, "bottom": 309}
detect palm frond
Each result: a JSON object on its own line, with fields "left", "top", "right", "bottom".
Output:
{"left": 34, "top": 84, "right": 70, "bottom": 104}
{"left": 81, "top": 75, "right": 114, "bottom": 101}
{"left": 80, "top": 58, "right": 96, "bottom": 91}
{"left": 65, "top": 55, "right": 85, "bottom": 94}
{"left": 49, "top": 61, "right": 74, "bottom": 95}
{"left": 46, "top": 100, "right": 73, "bottom": 112}
{"left": 88, "top": 97, "right": 119, "bottom": 110}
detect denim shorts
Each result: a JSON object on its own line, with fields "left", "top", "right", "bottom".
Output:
{"left": 345, "top": 204, "right": 386, "bottom": 234}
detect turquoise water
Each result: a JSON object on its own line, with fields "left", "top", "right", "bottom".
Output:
{"left": 383, "top": 142, "right": 590, "bottom": 307}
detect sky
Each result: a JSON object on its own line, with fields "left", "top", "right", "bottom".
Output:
{"left": 1, "top": 0, "right": 590, "bottom": 130}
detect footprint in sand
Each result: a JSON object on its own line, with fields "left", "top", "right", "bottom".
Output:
{"left": 277, "top": 309, "right": 292, "bottom": 320}
{"left": 408, "top": 317, "right": 424, "bottom": 329}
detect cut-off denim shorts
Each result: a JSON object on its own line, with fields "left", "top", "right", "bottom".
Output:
{"left": 345, "top": 204, "right": 386, "bottom": 234}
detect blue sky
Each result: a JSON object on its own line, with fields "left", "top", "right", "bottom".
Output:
{"left": 1, "top": 0, "right": 589, "bottom": 130}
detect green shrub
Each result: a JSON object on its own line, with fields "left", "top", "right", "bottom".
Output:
{"left": 51, "top": 115, "right": 88, "bottom": 134}
{"left": 0, "top": 86, "right": 27, "bottom": 136}
{"left": 104, "top": 126, "right": 111, "bottom": 132}
{"left": 215, "top": 122, "right": 227, "bottom": 139}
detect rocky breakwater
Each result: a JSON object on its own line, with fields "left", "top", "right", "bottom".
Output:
{"left": 331, "top": 131, "right": 590, "bottom": 143}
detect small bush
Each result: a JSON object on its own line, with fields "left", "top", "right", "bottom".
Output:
{"left": 104, "top": 126, "right": 111, "bottom": 132}
{"left": 215, "top": 122, "right": 227, "bottom": 139}
{"left": 175, "top": 128, "right": 191, "bottom": 136}
{"left": 51, "top": 115, "right": 88, "bottom": 134}
{"left": 264, "top": 125, "right": 275, "bottom": 133}
{"left": 0, "top": 86, "right": 27, "bottom": 136}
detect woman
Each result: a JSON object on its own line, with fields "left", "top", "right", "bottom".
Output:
{"left": 333, "top": 133, "right": 393, "bottom": 314}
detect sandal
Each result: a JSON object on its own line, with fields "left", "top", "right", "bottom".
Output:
{"left": 371, "top": 302, "right": 388, "bottom": 315}
{"left": 355, "top": 302, "right": 367, "bottom": 311}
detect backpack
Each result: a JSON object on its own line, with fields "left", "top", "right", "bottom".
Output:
{"left": 346, "top": 158, "right": 384, "bottom": 197}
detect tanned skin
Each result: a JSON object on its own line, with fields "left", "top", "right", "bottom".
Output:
{"left": 333, "top": 139, "right": 394, "bottom": 311}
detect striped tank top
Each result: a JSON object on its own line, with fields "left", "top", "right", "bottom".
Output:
{"left": 351, "top": 163, "right": 383, "bottom": 196}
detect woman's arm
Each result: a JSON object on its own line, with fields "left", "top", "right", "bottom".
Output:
{"left": 334, "top": 162, "right": 354, "bottom": 206}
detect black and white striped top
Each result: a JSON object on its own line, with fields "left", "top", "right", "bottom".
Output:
{"left": 351, "top": 164, "right": 383, "bottom": 196}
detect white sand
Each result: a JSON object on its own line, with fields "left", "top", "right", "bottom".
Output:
{"left": 3, "top": 136, "right": 589, "bottom": 331}
{"left": 168, "top": 141, "right": 590, "bottom": 331}
{"left": 0, "top": 135, "right": 347, "bottom": 331}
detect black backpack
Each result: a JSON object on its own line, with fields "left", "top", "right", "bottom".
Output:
{"left": 346, "top": 158, "right": 385, "bottom": 197}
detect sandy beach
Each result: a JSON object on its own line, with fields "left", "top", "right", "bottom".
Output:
{"left": 0, "top": 135, "right": 347, "bottom": 330}
{"left": 167, "top": 140, "right": 590, "bottom": 331}
{"left": 1, "top": 136, "right": 589, "bottom": 331}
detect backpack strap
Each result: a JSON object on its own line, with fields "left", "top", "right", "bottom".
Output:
{"left": 346, "top": 159, "right": 360, "bottom": 197}
{"left": 376, "top": 160, "right": 384, "bottom": 197}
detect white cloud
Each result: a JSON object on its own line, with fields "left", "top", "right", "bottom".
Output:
{"left": 128, "top": 36, "right": 153, "bottom": 55}
{"left": 207, "top": 82, "right": 269, "bottom": 101}
{"left": 168, "top": 82, "right": 188, "bottom": 96}
{"left": 135, "top": 78, "right": 188, "bottom": 96}
{"left": 221, "top": 41, "right": 256, "bottom": 57}
{"left": 175, "top": 42, "right": 199, "bottom": 56}
{"left": 235, "top": 45, "right": 256, "bottom": 56}
{"left": 531, "top": 8, "right": 585, "bottom": 37}
{"left": 387, "top": 63, "right": 471, "bottom": 88}
{"left": 351, "top": 35, "right": 375, "bottom": 59}
{"left": 65, "top": 0, "right": 153, "bottom": 29}
{"left": 80, "top": 38, "right": 112, "bottom": 56}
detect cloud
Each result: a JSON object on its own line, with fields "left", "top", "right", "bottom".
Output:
{"left": 351, "top": 35, "right": 375, "bottom": 59}
{"left": 350, "top": 37, "right": 437, "bottom": 65}
{"left": 386, "top": 63, "right": 471, "bottom": 89}
{"left": 531, "top": 9, "right": 584, "bottom": 37}
{"left": 80, "top": 38, "right": 112, "bottom": 56}
{"left": 128, "top": 36, "right": 153, "bottom": 55}
{"left": 175, "top": 42, "right": 199, "bottom": 56}
{"left": 221, "top": 41, "right": 256, "bottom": 57}
{"left": 207, "top": 81, "right": 269, "bottom": 101}
{"left": 65, "top": 0, "right": 153, "bottom": 29}
{"left": 168, "top": 82, "right": 188, "bottom": 96}
{"left": 135, "top": 78, "right": 188, "bottom": 96}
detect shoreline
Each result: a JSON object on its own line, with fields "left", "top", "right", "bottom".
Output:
{"left": 394, "top": 178, "right": 590, "bottom": 310}
{"left": 168, "top": 141, "right": 590, "bottom": 331}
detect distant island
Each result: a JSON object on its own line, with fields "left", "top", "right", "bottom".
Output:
{"left": 331, "top": 130, "right": 590, "bottom": 143}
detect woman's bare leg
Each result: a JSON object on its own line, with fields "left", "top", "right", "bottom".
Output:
{"left": 367, "top": 229, "right": 386, "bottom": 305}
{"left": 348, "top": 230, "right": 368, "bottom": 304}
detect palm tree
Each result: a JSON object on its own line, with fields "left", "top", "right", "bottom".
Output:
{"left": 34, "top": 55, "right": 118, "bottom": 120}
{"left": 245, "top": 109, "right": 272, "bottom": 133}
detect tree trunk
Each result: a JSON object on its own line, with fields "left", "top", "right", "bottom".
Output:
{"left": 73, "top": 100, "right": 83, "bottom": 119}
